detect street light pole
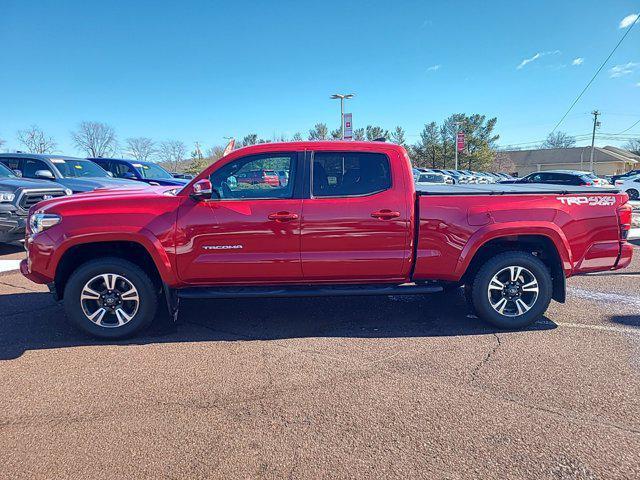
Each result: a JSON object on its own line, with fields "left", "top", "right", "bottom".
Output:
{"left": 330, "top": 93, "right": 354, "bottom": 139}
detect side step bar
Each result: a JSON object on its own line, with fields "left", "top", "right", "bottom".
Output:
{"left": 176, "top": 282, "right": 443, "bottom": 300}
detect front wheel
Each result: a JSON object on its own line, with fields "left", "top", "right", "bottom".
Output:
{"left": 471, "top": 251, "right": 552, "bottom": 329}
{"left": 63, "top": 257, "right": 158, "bottom": 339}
{"left": 626, "top": 189, "right": 639, "bottom": 201}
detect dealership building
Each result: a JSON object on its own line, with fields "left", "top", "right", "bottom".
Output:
{"left": 500, "top": 146, "right": 639, "bottom": 176}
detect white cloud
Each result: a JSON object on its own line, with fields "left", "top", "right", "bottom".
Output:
{"left": 619, "top": 13, "right": 639, "bottom": 28}
{"left": 609, "top": 62, "right": 639, "bottom": 78}
{"left": 516, "top": 50, "right": 561, "bottom": 69}
{"left": 517, "top": 53, "right": 540, "bottom": 69}
{"left": 572, "top": 57, "right": 584, "bottom": 66}
{"left": 636, "top": 82, "right": 640, "bottom": 87}
{"left": 426, "top": 64, "right": 441, "bottom": 72}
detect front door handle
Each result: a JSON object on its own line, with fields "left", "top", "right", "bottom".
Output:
{"left": 268, "top": 211, "right": 299, "bottom": 222}
{"left": 371, "top": 209, "right": 401, "bottom": 220}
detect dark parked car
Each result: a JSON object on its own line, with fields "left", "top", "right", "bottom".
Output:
{"left": 499, "top": 170, "right": 606, "bottom": 187}
{"left": 0, "top": 154, "right": 139, "bottom": 193}
{"left": 0, "top": 162, "right": 69, "bottom": 243}
{"left": 89, "top": 158, "right": 189, "bottom": 186}
{"left": 171, "top": 173, "right": 194, "bottom": 180}
{"left": 611, "top": 169, "right": 640, "bottom": 185}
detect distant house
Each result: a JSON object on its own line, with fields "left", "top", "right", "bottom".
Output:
{"left": 499, "top": 146, "right": 639, "bottom": 177}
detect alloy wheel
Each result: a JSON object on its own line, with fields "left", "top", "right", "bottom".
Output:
{"left": 487, "top": 266, "right": 539, "bottom": 317}
{"left": 80, "top": 273, "right": 140, "bottom": 328}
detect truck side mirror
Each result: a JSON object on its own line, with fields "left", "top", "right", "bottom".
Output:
{"left": 35, "top": 169, "right": 55, "bottom": 180}
{"left": 190, "top": 179, "right": 213, "bottom": 201}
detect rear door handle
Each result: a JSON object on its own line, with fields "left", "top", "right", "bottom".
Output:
{"left": 371, "top": 209, "right": 401, "bottom": 220}
{"left": 268, "top": 211, "right": 299, "bottom": 222}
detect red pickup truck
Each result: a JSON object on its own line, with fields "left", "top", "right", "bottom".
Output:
{"left": 21, "top": 141, "right": 634, "bottom": 339}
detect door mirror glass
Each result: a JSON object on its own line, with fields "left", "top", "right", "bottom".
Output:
{"left": 190, "top": 179, "right": 213, "bottom": 201}
{"left": 122, "top": 172, "right": 136, "bottom": 179}
{"left": 35, "top": 169, "right": 55, "bottom": 180}
{"left": 13, "top": 170, "right": 22, "bottom": 177}
{"left": 107, "top": 171, "right": 115, "bottom": 177}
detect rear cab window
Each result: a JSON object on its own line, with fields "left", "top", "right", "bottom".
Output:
{"left": 311, "top": 151, "right": 391, "bottom": 197}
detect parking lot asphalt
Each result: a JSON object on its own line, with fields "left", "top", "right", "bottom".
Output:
{"left": 0, "top": 242, "right": 639, "bottom": 479}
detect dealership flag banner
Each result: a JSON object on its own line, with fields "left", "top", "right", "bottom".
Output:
{"left": 344, "top": 113, "right": 353, "bottom": 140}
{"left": 457, "top": 132, "right": 465, "bottom": 152}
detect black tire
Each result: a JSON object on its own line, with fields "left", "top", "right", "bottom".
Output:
{"left": 471, "top": 251, "right": 552, "bottom": 329}
{"left": 63, "top": 257, "right": 158, "bottom": 339}
{"left": 626, "top": 189, "right": 639, "bottom": 201}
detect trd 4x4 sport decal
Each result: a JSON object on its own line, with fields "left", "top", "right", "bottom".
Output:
{"left": 557, "top": 196, "right": 617, "bottom": 206}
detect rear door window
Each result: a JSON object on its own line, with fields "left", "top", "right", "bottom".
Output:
{"left": 311, "top": 152, "right": 391, "bottom": 197}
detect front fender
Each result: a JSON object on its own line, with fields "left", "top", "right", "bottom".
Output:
{"left": 47, "top": 227, "right": 178, "bottom": 285}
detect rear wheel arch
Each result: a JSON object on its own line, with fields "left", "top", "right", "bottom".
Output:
{"left": 461, "top": 234, "right": 566, "bottom": 303}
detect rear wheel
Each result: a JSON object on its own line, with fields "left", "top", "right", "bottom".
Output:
{"left": 626, "top": 189, "right": 639, "bottom": 201}
{"left": 471, "top": 251, "right": 552, "bottom": 329}
{"left": 64, "top": 257, "right": 158, "bottom": 339}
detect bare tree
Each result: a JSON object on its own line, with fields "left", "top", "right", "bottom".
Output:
{"left": 126, "top": 137, "right": 156, "bottom": 161}
{"left": 541, "top": 131, "right": 576, "bottom": 149}
{"left": 0, "top": 135, "right": 5, "bottom": 150}
{"left": 623, "top": 139, "right": 640, "bottom": 156}
{"left": 491, "top": 152, "right": 516, "bottom": 173}
{"left": 158, "top": 140, "right": 187, "bottom": 172}
{"left": 17, "top": 125, "right": 57, "bottom": 154}
{"left": 71, "top": 121, "right": 118, "bottom": 157}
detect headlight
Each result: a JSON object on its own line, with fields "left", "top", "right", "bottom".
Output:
{"left": 29, "top": 213, "right": 61, "bottom": 234}
{"left": 64, "top": 188, "right": 73, "bottom": 196}
{"left": 0, "top": 192, "right": 15, "bottom": 202}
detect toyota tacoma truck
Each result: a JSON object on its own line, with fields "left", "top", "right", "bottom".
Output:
{"left": 21, "top": 141, "right": 634, "bottom": 339}
{"left": 0, "top": 162, "right": 69, "bottom": 244}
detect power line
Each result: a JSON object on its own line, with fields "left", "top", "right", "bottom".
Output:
{"left": 550, "top": 14, "right": 639, "bottom": 133}
{"left": 617, "top": 118, "right": 640, "bottom": 134}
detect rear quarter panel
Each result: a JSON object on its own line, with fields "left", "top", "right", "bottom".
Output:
{"left": 413, "top": 192, "right": 627, "bottom": 281}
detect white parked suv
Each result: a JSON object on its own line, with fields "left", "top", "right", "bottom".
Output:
{"left": 615, "top": 175, "right": 640, "bottom": 201}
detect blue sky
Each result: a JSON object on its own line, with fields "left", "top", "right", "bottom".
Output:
{"left": 1, "top": 0, "right": 639, "bottom": 154}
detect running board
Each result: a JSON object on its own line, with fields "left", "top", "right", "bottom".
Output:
{"left": 176, "top": 283, "right": 443, "bottom": 299}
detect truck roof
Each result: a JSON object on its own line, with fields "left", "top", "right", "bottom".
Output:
{"left": 228, "top": 140, "right": 405, "bottom": 155}
{"left": 416, "top": 183, "right": 621, "bottom": 195}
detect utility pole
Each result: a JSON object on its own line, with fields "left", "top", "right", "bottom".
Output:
{"left": 589, "top": 110, "right": 600, "bottom": 173}
{"left": 330, "top": 93, "right": 354, "bottom": 139}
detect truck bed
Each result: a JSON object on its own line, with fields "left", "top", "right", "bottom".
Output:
{"left": 415, "top": 184, "right": 621, "bottom": 195}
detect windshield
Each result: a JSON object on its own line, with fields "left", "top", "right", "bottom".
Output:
{"left": 134, "top": 162, "right": 173, "bottom": 179}
{"left": 0, "top": 163, "right": 16, "bottom": 178}
{"left": 52, "top": 158, "right": 109, "bottom": 178}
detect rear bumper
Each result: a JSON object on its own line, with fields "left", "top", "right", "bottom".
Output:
{"left": 614, "top": 243, "right": 634, "bottom": 270}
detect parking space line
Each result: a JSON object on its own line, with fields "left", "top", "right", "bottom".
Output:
{"left": 0, "top": 260, "right": 22, "bottom": 273}
{"left": 554, "top": 321, "right": 640, "bottom": 336}
{"left": 568, "top": 287, "right": 640, "bottom": 309}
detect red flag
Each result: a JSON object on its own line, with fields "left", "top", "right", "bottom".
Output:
{"left": 222, "top": 138, "right": 235, "bottom": 157}
{"left": 456, "top": 132, "right": 465, "bottom": 152}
